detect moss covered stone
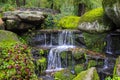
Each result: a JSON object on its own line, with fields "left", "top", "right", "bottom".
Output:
{"left": 0, "top": 30, "right": 20, "bottom": 46}
{"left": 54, "top": 69, "right": 75, "bottom": 80}
{"left": 103, "top": 0, "right": 120, "bottom": 27}
{"left": 58, "top": 16, "right": 80, "bottom": 29}
{"left": 83, "top": 32, "right": 106, "bottom": 52}
{"left": 73, "top": 67, "right": 100, "bottom": 80}
{"left": 78, "top": 8, "right": 114, "bottom": 33}
{"left": 79, "top": 8, "right": 104, "bottom": 23}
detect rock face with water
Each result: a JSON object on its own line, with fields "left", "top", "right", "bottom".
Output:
{"left": 105, "top": 32, "right": 120, "bottom": 55}
{"left": 73, "top": 67, "right": 100, "bottom": 80}
{"left": 2, "top": 10, "right": 46, "bottom": 32}
{"left": 103, "top": 0, "right": 120, "bottom": 27}
{"left": 30, "top": 30, "right": 85, "bottom": 48}
{"left": 78, "top": 8, "right": 114, "bottom": 33}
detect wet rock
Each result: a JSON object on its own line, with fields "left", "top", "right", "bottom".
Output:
{"left": 70, "top": 47, "right": 106, "bottom": 60}
{"left": 73, "top": 67, "right": 100, "bottom": 80}
{"left": 103, "top": 0, "right": 120, "bottom": 27}
{"left": 30, "top": 29, "right": 85, "bottom": 48}
{"left": 78, "top": 8, "right": 114, "bottom": 33}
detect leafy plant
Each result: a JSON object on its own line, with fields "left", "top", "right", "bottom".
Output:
{"left": 0, "top": 43, "right": 38, "bottom": 80}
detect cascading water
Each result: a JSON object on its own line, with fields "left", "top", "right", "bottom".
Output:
{"left": 46, "top": 30, "right": 76, "bottom": 72}
{"left": 30, "top": 29, "right": 85, "bottom": 74}
{"left": 46, "top": 45, "right": 75, "bottom": 72}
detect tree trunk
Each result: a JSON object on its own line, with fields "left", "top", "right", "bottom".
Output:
{"left": 23, "top": 0, "right": 26, "bottom": 6}
{"left": 78, "top": 3, "right": 85, "bottom": 16}
{"left": 16, "top": 0, "right": 20, "bottom": 7}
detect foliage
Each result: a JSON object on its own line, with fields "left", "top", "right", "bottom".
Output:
{"left": 58, "top": 16, "right": 80, "bottom": 29}
{"left": 105, "top": 76, "right": 120, "bottom": 80}
{"left": 1, "top": 4, "right": 15, "bottom": 12}
{"left": 80, "top": 0, "right": 103, "bottom": 10}
{"left": 0, "top": 43, "right": 38, "bottom": 80}
{"left": 79, "top": 7, "right": 104, "bottom": 24}
{"left": 25, "top": 0, "right": 50, "bottom": 8}
{"left": 42, "top": 14, "right": 56, "bottom": 29}
{"left": 36, "top": 57, "right": 46, "bottom": 73}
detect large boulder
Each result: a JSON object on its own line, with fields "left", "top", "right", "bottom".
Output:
{"left": 2, "top": 11, "right": 46, "bottom": 32}
{"left": 0, "top": 30, "right": 20, "bottom": 45}
{"left": 78, "top": 8, "right": 114, "bottom": 33}
{"left": 103, "top": 0, "right": 120, "bottom": 27}
{"left": 73, "top": 67, "right": 100, "bottom": 80}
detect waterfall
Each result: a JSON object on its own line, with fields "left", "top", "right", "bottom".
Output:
{"left": 30, "top": 30, "right": 85, "bottom": 72}
{"left": 58, "top": 30, "right": 74, "bottom": 45}
{"left": 46, "top": 45, "right": 75, "bottom": 72}
{"left": 46, "top": 30, "right": 75, "bottom": 72}
{"left": 105, "top": 34, "right": 112, "bottom": 54}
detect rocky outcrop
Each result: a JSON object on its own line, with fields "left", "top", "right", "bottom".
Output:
{"left": 103, "top": 0, "right": 120, "bottom": 27}
{"left": 73, "top": 67, "right": 100, "bottom": 80}
{"left": 2, "top": 11, "right": 46, "bottom": 32}
{"left": 78, "top": 8, "right": 114, "bottom": 33}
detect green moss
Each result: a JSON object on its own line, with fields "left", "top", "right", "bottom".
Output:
{"left": 58, "top": 16, "right": 80, "bottom": 29}
{"left": 87, "top": 60, "right": 97, "bottom": 69}
{"left": 54, "top": 69, "right": 75, "bottom": 80}
{"left": 83, "top": 32, "right": 106, "bottom": 52}
{"left": 79, "top": 8, "right": 104, "bottom": 24}
{"left": 74, "top": 64, "right": 85, "bottom": 74}
{"left": 73, "top": 52, "right": 84, "bottom": 60}
{"left": 0, "top": 30, "right": 20, "bottom": 47}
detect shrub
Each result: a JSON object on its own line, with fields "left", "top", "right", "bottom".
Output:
{"left": 58, "top": 16, "right": 80, "bottom": 29}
